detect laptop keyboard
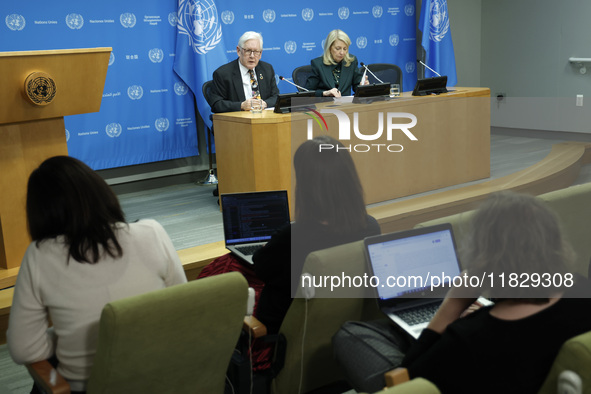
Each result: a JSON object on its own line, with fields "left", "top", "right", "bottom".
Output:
{"left": 235, "top": 245, "right": 262, "bottom": 256}
{"left": 398, "top": 303, "right": 441, "bottom": 325}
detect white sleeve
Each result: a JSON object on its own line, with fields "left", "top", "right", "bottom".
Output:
{"left": 151, "top": 221, "right": 187, "bottom": 286}
{"left": 7, "top": 245, "right": 55, "bottom": 364}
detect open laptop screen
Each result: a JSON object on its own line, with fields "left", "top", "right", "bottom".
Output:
{"left": 365, "top": 225, "right": 461, "bottom": 301}
{"left": 221, "top": 191, "right": 290, "bottom": 245}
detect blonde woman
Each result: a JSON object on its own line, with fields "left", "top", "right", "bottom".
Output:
{"left": 305, "top": 29, "right": 366, "bottom": 97}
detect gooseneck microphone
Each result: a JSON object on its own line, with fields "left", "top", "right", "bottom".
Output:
{"left": 279, "top": 76, "right": 309, "bottom": 91}
{"left": 417, "top": 59, "right": 441, "bottom": 77}
{"left": 360, "top": 62, "right": 384, "bottom": 83}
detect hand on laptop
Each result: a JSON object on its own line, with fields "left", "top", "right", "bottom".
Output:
{"left": 427, "top": 270, "right": 481, "bottom": 334}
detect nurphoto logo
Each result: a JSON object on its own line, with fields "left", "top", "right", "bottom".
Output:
{"left": 305, "top": 108, "right": 418, "bottom": 153}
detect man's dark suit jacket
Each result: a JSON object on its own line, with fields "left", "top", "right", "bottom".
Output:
{"left": 305, "top": 56, "right": 363, "bottom": 97}
{"left": 208, "top": 59, "right": 280, "bottom": 113}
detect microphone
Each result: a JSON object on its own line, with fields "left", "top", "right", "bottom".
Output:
{"left": 360, "top": 62, "right": 384, "bottom": 83}
{"left": 279, "top": 76, "right": 309, "bottom": 91}
{"left": 417, "top": 59, "right": 441, "bottom": 77}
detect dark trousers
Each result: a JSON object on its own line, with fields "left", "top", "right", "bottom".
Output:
{"left": 332, "top": 319, "right": 415, "bottom": 393}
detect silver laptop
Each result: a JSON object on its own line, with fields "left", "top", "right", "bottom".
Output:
{"left": 364, "top": 224, "right": 462, "bottom": 339}
{"left": 221, "top": 190, "right": 290, "bottom": 264}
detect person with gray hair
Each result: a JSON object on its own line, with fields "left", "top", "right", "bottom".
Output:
{"left": 332, "top": 191, "right": 591, "bottom": 393}
{"left": 208, "top": 31, "right": 279, "bottom": 113}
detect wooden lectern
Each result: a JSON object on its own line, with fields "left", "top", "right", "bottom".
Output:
{"left": 0, "top": 47, "right": 111, "bottom": 270}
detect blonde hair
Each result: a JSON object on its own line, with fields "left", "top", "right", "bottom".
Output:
{"left": 322, "top": 29, "right": 355, "bottom": 67}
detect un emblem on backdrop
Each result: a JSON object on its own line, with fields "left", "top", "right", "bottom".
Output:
{"left": 302, "top": 8, "right": 314, "bottom": 22}
{"left": 105, "top": 123, "right": 122, "bottom": 138}
{"left": 389, "top": 34, "right": 400, "bottom": 47}
{"left": 338, "top": 7, "right": 350, "bottom": 20}
{"left": 65, "top": 129, "right": 70, "bottom": 142}
{"left": 127, "top": 85, "right": 144, "bottom": 100}
{"left": 109, "top": 52, "right": 115, "bottom": 66}
{"left": 284, "top": 41, "right": 297, "bottom": 54}
{"left": 372, "top": 6, "right": 383, "bottom": 18}
{"left": 405, "top": 62, "right": 415, "bottom": 73}
{"left": 356, "top": 36, "right": 367, "bottom": 49}
{"left": 120, "top": 13, "right": 137, "bottom": 28}
{"left": 178, "top": 0, "right": 223, "bottom": 54}
{"left": 149, "top": 48, "right": 164, "bottom": 63}
{"left": 168, "top": 12, "right": 178, "bottom": 27}
{"left": 5, "top": 14, "right": 26, "bottom": 31}
{"left": 405, "top": 4, "right": 415, "bottom": 16}
{"left": 65, "top": 13, "right": 84, "bottom": 30}
{"left": 428, "top": 0, "right": 450, "bottom": 42}
{"left": 263, "top": 9, "right": 276, "bottom": 23}
{"left": 174, "top": 82, "right": 189, "bottom": 95}
{"left": 155, "top": 118, "right": 170, "bottom": 132}
{"left": 221, "top": 10, "right": 234, "bottom": 24}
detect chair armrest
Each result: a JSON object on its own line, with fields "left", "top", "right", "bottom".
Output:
{"left": 385, "top": 367, "right": 411, "bottom": 387}
{"left": 26, "top": 360, "right": 71, "bottom": 394}
{"left": 243, "top": 315, "right": 268, "bottom": 338}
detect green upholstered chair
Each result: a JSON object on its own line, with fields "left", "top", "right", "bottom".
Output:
{"left": 241, "top": 240, "right": 383, "bottom": 394}
{"left": 26, "top": 272, "right": 248, "bottom": 393}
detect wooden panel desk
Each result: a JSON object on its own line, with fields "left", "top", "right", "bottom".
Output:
{"left": 213, "top": 87, "right": 490, "bottom": 210}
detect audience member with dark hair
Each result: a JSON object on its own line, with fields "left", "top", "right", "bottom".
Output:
{"left": 333, "top": 191, "right": 591, "bottom": 393}
{"left": 253, "top": 135, "right": 380, "bottom": 334}
{"left": 7, "top": 156, "right": 186, "bottom": 393}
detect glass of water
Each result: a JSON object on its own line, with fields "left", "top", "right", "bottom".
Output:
{"left": 250, "top": 98, "right": 263, "bottom": 113}
{"left": 389, "top": 84, "right": 400, "bottom": 97}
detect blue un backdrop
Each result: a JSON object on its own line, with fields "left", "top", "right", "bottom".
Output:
{"left": 1, "top": 0, "right": 417, "bottom": 170}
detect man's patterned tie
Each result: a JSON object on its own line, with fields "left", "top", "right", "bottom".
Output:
{"left": 248, "top": 69, "right": 261, "bottom": 99}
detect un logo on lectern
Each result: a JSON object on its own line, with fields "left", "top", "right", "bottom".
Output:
{"left": 5, "top": 14, "right": 26, "bottom": 31}
{"left": 25, "top": 72, "right": 57, "bottom": 106}
{"left": 178, "top": 0, "right": 222, "bottom": 54}
{"left": 428, "top": 0, "right": 450, "bottom": 42}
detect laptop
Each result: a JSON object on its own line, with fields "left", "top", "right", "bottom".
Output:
{"left": 221, "top": 190, "right": 291, "bottom": 264}
{"left": 364, "top": 224, "right": 462, "bottom": 339}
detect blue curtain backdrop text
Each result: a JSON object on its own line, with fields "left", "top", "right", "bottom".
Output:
{"left": 1, "top": 0, "right": 417, "bottom": 170}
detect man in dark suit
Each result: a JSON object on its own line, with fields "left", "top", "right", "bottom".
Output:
{"left": 208, "top": 31, "right": 279, "bottom": 113}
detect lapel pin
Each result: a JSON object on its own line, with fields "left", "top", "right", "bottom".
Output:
{"left": 259, "top": 73, "right": 263, "bottom": 80}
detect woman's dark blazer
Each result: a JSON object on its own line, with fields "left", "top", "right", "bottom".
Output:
{"left": 305, "top": 56, "right": 363, "bottom": 97}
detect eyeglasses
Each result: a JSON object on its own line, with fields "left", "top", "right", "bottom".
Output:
{"left": 241, "top": 48, "right": 262, "bottom": 57}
